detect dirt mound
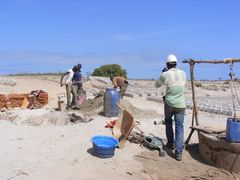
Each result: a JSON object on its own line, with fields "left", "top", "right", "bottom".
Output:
{"left": 0, "top": 108, "right": 70, "bottom": 126}
{"left": 0, "top": 108, "right": 92, "bottom": 126}
{"left": 79, "top": 95, "right": 103, "bottom": 115}
{"left": 0, "top": 94, "right": 103, "bottom": 126}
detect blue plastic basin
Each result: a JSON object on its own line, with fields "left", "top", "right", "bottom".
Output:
{"left": 91, "top": 135, "right": 118, "bottom": 158}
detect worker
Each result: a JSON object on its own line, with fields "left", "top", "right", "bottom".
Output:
{"left": 155, "top": 54, "right": 186, "bottom": 161}
{"left": 110, "top": 75, "right": 128, "bottom": 98}
{"left": 60, "top": 66, "right": 78, "bottom": 109}
{"left": 72, "top": 64, "right": 83, "bottom": 94}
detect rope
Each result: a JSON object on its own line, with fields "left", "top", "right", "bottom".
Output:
{"left": 229, "top": 62, "right": 240, "bottom": 106}
{"left": 229, "top": 62, "right": 237, "bottom": 118}
{"left": 233, "top": 77, "right": 240, "bottom": 106}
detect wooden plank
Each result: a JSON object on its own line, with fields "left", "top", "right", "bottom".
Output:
{"left": 185, "top": 129, "right": 194, "bottom": 146}
{"left": 190, "top": 126, "right": 226, "bottom": 134}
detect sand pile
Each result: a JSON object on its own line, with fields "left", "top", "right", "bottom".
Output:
{"left": 0, "top": 108, "right": 70, "bottom": 126}
{"left": 0, "top": 94, "right": 103, "bottom": 126}
{"left": 0, "top": 93, "right": 161, "bottom": 126}
{"left": 0, "top": 107, "right": 92, "bottom": 126}
{"left": 78, "top": 95, "right": 103, "bottom": 115}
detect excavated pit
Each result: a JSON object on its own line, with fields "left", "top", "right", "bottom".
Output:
{"left": 198, "top": 131, "right": 240, "bottom": 173}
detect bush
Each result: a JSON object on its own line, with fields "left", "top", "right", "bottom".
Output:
{"left": 223, "top": 81, "right": 230, "bottom": 84}
{"left": 195, "top": 82, "right": 202, "bottom": 87}
{"left": 92, "top": 64, "right": 127, "bottom": 78}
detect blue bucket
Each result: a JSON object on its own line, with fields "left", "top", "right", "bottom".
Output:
{"left": 226, "top": 118, "right": 240, "bottom": 143}
{"left": 91, "top": 135, "right": 118, "bottom": 158}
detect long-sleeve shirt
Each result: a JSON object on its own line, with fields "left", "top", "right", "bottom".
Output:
{"left": 65, "top": 69, "right": 74, "bottom": 85}
{"left": 156, "top": 68, "right": 186, "bottom": 108}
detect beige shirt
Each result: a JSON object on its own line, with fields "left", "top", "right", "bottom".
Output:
{"left": 112, "top": 76, "right": 126, "bottom": 88}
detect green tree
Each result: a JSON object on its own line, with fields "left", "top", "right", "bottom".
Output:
{"left": 92, "top": 64, "right": 127, "bottom": 78}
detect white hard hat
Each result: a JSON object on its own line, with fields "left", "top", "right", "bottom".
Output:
{"left": 166, "top": 54, "right": 177, "bottom": 63}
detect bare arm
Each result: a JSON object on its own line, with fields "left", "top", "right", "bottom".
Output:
{"left": 112, "top": 78, "right": 118, "bottom": 88}
{"left": 155, "top": 74, "right": 165, "bottom": 88}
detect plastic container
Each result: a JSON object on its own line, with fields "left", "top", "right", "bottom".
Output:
{"left": 104, "top": 88, "right": 119, "bottom": 117}
{"left": 91, "top": 135, "right": 118, "bottom": 158}
{"left": 226, "top": 118, "right": 240, "bottom": 143}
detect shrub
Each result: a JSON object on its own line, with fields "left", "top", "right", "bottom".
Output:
{"left": 223, "top": 81, "right": 230, "bottom": 84}
{"left": 195, "top": 82, "right": 202, "bottom": 87}
{"left": 92, "top": 64, "right": 127, "bottom": 78}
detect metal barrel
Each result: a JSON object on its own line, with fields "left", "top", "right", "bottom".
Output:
{"left": 104, "top": 88, "right": 119, "bottom": 117}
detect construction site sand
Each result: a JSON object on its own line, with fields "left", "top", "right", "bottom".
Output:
{"left": 0, "top": 108, "right": 70, "bottom": 126}
{"left": 0, "top": 75, "right": 239, "bottom": 180}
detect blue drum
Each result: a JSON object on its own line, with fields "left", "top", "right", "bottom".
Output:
{"left": 226, "top": 118, "right": 240, "bottom": 143}
{"left": 104, "top": 88, "right": 119, "bottom": 117}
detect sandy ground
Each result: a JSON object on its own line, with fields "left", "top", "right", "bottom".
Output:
{"left": 0, "top": 75, "right": 239, "bottom": 180}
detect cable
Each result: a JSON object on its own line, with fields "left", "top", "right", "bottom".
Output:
{"left": 229, "top": 62, "right": 240, "bottom": 119}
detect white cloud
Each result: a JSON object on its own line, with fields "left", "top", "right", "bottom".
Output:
{"left": 114, "top": 28, "right": 179, "bottom": 41}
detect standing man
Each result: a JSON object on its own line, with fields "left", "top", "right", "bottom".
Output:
{"left": 72, "top": 63, "right": 83, "bottom": 94}
{"left": 60, "top": 66, "right": 78, "bottom": 109}
{"left": 155, "top": 54, "right": 186, "bottom": 161}
{"left": 110, "top": 75, "right": 128, "bottom": 98}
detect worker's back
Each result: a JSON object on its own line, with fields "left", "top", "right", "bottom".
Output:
{"left": 161, "top": 68, "right": 186, "bottom": 108}
{"left": 112, "top": 76, "right": 126, "bottom": 88}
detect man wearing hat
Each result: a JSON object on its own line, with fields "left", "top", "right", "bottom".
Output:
{"left": 155, "top": 54, "right": 186, "bottom": 161}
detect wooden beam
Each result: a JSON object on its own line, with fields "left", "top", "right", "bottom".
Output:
{"left": 183, "top": 58, "right": 240, "bottom": 64}
{"left": 190, "top": 126, "right": 226, "bottom": 134}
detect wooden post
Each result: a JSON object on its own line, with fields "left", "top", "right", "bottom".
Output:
{"left": 190, "top": 60, "right": 198, "bottom": 126}
{"left": 185, "top": 60, "right": 199, "bottom": 145}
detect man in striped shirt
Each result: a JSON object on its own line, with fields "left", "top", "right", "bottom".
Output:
{"left": 155, "top": 54, "right": 186, "bottom": 161}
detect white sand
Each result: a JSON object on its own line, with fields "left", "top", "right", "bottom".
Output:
{"left": 0, "top": 76, "right": 238, "bottom": 180}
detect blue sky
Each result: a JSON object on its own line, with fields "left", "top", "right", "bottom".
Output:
{"left": 0, "top": 0, "right": 239, "bottom": 79}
